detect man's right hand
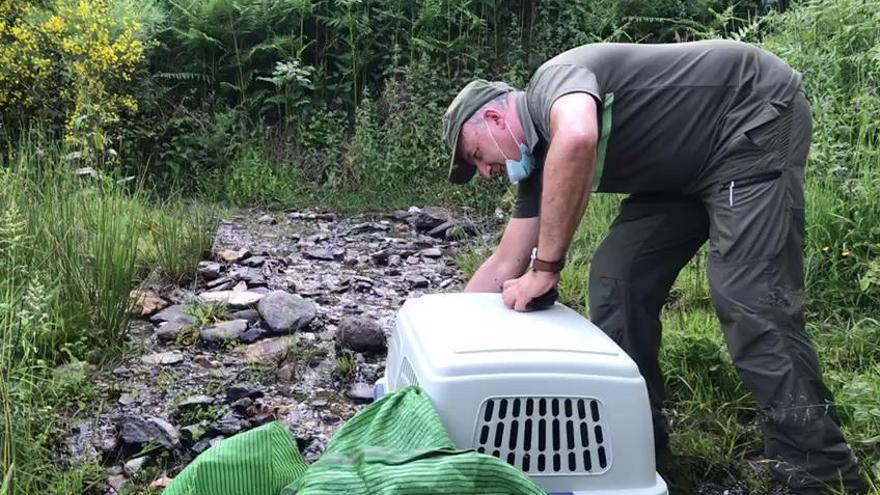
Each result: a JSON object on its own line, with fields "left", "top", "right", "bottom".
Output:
{"left": 464, "top": 216, "right": 539, "bottom": 292}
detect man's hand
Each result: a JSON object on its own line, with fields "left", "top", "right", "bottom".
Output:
{"left": 502, "top": 270, "right": 560, "bottom": 312}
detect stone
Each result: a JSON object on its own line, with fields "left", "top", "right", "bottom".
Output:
{"left": 155, "top": 319, "right": 192, "bottom": 343}
{"left": 426, "top": 220, "right": 454, "bottom": 238}
{"left": 200, "top": 319, "right": 248, "bottom": 343}
{"left": 227, "top": 384, "right": 264, "bottom": 401}
{"left": 219, "top": 248, "right": 250, "bottom": 263}
{"left": 210, "top": 414, "right": 244, "bottom": 436}
{"left": 420, "top": 247, "right": 443, "bottom": 258}
{"left": 405, "top": 275, "right": 430, "bottom": 288}
{"left": 231, "top": 397, "right": 254, "bottom": 413}
{"left": 232, "top": 281, "right": 248, "bottom": 292}
{"left": 118, "top": 393, "right": 138, "bottom": 406}
{"left": 177, "top": 395, "right": 214, "bottom": 411}
{"left": 198, "top": 261, "right": 223, "bottom": 280}
{"left": 191, "top": 438, "right": 212, "bottom": 455}
{"left": 370, "top": 249, "right": 392, "bottom": 265}
{"left": 303, "top": 247, "right": 337, "bottom": 261}
{"left": 231, "top": 309, "right": 260, "bottom": 323}
{"left": 347, "top": 382, "right": 374, "bottom": 403}
{"left": 277, "top": 362, "right": 296, "bottom": 382}
{"left": 242, "top": 336, "right": 296, "bottom": 365}
{"left": 150, "top": 305, "right": 195, "bottom": 325}
{"left": 336, "top": 316, "right": 386, "bottom": 353}
{"left": 149, "top": 476, "right": 174, "bottom": 490}
{"left": 241, "top": 255, "right": 267, "bottom": 267}
{"left": 257, "top": 291, "right": 317, "bottom": 334}
{"left": 206, "top": 276, "right": 233, "bottom": 289}
{"left": 388, "top": 254, "right": 402, "bottom": 266}
{"left": 257, "top": 214, "right": 275, "bottom": 224}
{"left": 123, "top": 455, "right": 149, "bottom": 477}
{"left": 141, "top": 351, "right": 184, "bottom": 366}
{"left": 413, "top": 207, "right": 449, "bottom": 231}
{"left": 131, "top": 290, "right": 169, "bottom": 317}
{"left": 238, "top": 327, "right": 267, "bottom": 344}
{"left": 198, "top": 290, "right": 264, "bottom": 309}
{"left": 180, "top": 424, "right": 205, "bottom": 443}
{"left": 119, "top": 416, "right": 180, "bottom": 450}
{"left": 107, "top": 474, "right": 127, "bottom": 493}
{"left": 192, "top": 355, "right": 213, "bottom": 368}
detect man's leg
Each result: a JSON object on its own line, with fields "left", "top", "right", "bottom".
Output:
{"left": 589, "top": 194, "right": 709, "bottom": 451}
{"left": 703, "top": 92, "right": 866, "bottom": 493}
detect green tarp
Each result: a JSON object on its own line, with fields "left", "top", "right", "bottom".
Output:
{"left": 164, "top": 386, "right": 545, "bottom": 495}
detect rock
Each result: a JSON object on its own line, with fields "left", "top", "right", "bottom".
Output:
{"left": 119, "top": 416, "right": 180, "bottom": 450}
{"left": 413, "top": 207, "right": 449, "bottom": 231}
{"left": 303, "top": 247, "right": 337, "bottom": 261}
{"left": 405, "top": 255, "right": 420, "bottom": 265}
{"left": 200, "top": 319, "right": 248, "bottom": 343}
{"left": 347, "top": 382, "right": 375, "bottom": 403}
{"left": 420, "top": 247, "right": 443, "bottom": 258}
{"left": 192, "top": 355, "right": 213, "bottom": 368}
{"left": 405, "top": 274, "right": 430, "bottom": 288}
{"left": 257, "top": 291, "right": 317, "bottom": 334}
{"left": 227, "top": 384, "right": 264, "bottom": 401}
{"left": 370, "top": 249, "right": 392, "bottom": 265}
{"left": 238, "top": 327, "right": 267, "bottom": 344}
{"left": 198, "top": 261, "right": 223, "bottom": 280}
{"left": 206, "top": 276, "right": 233, "bottom": 290}
{"left": 277, "top": 362, "right": 296, "bottom": 382}
{"left": 257, "top": 214, "right": 275, "bottom": 224}
{"left": 231, "top": 397, "right": 253, "bottom": 413}
{"left": 191, "top": 438, "right": 212, "bottom": 455}
{"left": 242, "top": 335, "right": 296, "bottom": 365}
{"left": 107, "top": 474, "right": 127, "bottom": 493}
{"left": 180, "top": 424, "right": 205, "bottom": 443}
{"left": 230, "top": 309, "right": 260, "bottom": 323}
{"left": 210, "top": 414, "right": 244, "bottom": 436}
{"left": 155, "top": 319, "right": 192, "bottom": 343}
{"left": 177, "top": 395, "right": 214, "bottom": 412}
{"left": 232, "top": 281, "right": 248, "bottom": 292}
{"left": 388, "top": 254, "right": 402, "bottom": 266}
{"left": 198, "top": 290, "right": 264, "bottom": 309}
{"left": 118, "top": 393, "right": 138, "bottom": 406}
{"left": 149, "top": 476, "right": 174, "bottom": 490}
{"left": 150, "top": 305, "right": 195, "bottom": 325}
{"left": 241, "top": 255, "right": 267, "bottom": 267}
{"left": 123, "top": 455, "right": 149, "bottom": 477}
{"left": 336, "top": 316, "right": 386, "bottom": 353}
{"left": 141, "top": 351, "right": 184, "bottom": 366}
{"left": 131, "top": 290, "right": 169, "bottom": 317}
{"left": 219, "top": 248, "right": 250, "bottom": 263}
{"left": 427, "top": 220, "right": 454, "bottom": 238}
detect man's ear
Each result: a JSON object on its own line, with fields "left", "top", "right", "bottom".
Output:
{"left": 483, "top": 108, "right": 503, "bottom": 127}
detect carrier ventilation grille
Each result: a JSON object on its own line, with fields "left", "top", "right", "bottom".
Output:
{"left": 475, "top": 397, "right": 610, "bottom": 475}
{"left": 398, "top": 357, "right": 419, "bottom": 387}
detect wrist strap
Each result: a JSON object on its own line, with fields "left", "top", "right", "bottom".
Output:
{"left": 530, "top": 247, "right": 565, "bottom": 273}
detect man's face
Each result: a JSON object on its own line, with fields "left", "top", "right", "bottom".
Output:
{"left": 457, "top": 112, "right": 521, "bottom": 180}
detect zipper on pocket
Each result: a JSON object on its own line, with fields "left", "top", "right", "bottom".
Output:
{"left": 719, "top": 170, "right": 782, "bottom": 206}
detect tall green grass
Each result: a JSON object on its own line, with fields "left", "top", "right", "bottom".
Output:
{"left": 0, "top": 137, "right": 219, "bottom": 494}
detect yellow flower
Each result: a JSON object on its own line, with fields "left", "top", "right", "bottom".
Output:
{"left": 822, "top": 246, "right": 831, "bottom": 254}
{"left": 841, "top": 251, "right": 851, "bottom": 258}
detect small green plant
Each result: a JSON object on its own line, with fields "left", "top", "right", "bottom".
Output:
{"left": 185, "top": 301, "right": 230, "bottom": 327}
{"left": 144, "top": 203, "right": 218, "bottom": 284}
{"left": 334, "top": 350, "right": 357, "bottom": 380}
{"left": 178, "top": 404, "right": 223, "bottom": 425}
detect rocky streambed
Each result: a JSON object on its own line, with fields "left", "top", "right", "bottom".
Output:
{"left": 60, "top": 207, "right": 490, "bottom": 494}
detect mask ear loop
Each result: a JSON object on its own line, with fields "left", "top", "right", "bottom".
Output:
{"left": 483, "top": 120, "right": 510, "bottom": 161}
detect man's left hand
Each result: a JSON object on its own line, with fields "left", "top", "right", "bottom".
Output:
{"left": 502, "top": 270, "right": 560, "bottom": 312}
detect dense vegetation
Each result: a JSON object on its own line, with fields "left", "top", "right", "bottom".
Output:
{"left": 1, "top": 0, "right": 878, "bottom": 493}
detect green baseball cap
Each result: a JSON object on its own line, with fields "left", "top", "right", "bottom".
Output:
{"left": 442, "top": 79, "right": 514, "bottom": 184}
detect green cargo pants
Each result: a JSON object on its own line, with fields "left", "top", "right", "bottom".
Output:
{"left": 588, "top": 91, "right": 866, "bottom": 494}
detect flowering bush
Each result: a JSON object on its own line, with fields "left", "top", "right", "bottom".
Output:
{"left": 0, "top": 0, "right": 147, "bottom": 159}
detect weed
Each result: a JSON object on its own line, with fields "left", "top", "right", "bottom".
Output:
{"left": 334, "top": 351, "right": 357, "bottom": 380}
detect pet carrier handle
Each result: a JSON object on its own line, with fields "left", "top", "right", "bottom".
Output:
{"left": 526, "top": 286, "right": 558, "bottom": 311}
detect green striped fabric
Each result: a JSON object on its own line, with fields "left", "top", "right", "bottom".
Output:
{"left": 164, "top": 386, "right": 544, "bottom": 495}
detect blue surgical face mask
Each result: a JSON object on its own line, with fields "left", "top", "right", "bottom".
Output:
{"left": 484, "top": 121, "right": 534, "bottom": 183}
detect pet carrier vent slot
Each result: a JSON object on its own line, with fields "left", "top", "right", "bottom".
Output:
{"left": 399, "top": 357, "right": 419, "bottom": 387}
{"left": 474, "top": 397, "right": 610, "bottom": 475}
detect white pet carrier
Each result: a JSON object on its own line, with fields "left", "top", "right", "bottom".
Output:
{"left": 375, "top": 293, "right": 667, "bottom": 495}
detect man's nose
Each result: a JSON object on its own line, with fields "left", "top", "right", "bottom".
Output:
{"left": 477, "top": 162, "right": 493, "bottom": 179}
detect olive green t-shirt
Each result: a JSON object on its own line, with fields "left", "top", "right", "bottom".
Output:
{"left": 513, "top": 39, "right": 802, "bottom": 218}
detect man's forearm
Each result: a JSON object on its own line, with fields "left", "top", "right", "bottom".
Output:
{"left": 537, "top": 140, "right": 596, "bottom": 262}
{"left": 465, "top": 255, "right": 527, "bottom": 292}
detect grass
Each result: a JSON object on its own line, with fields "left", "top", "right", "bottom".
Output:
{"left": 0, "top": 136, "right": 219, "bottom": 495}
